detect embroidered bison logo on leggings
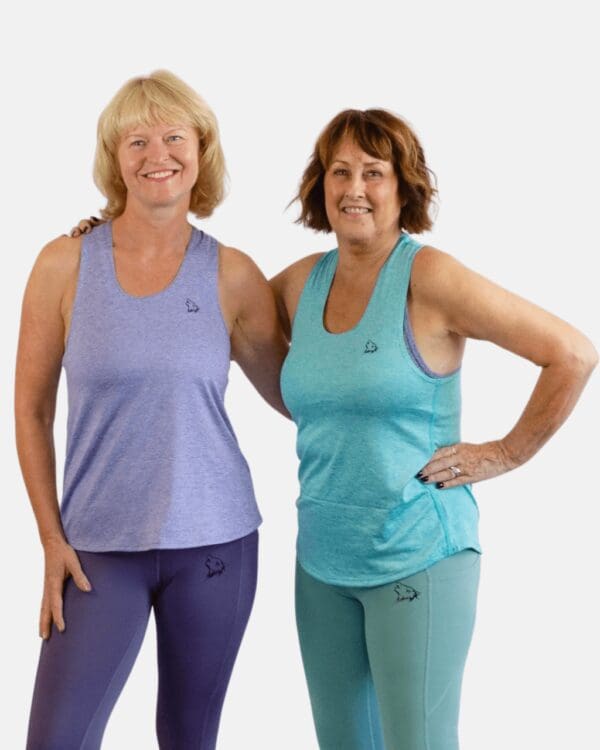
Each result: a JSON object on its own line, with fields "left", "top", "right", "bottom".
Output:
{"left": 205, "top": 556, "right": 225, "bottom": 578}
{"left": 394, "top": 583, "right": 420, "bottom": 602}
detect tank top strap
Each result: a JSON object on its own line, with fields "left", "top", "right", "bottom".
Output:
{"left": 364, "top": 232, "right": 424, "bottom": 330}
{"left": 76, "top": 221, "right": 117, "bottom": 301}
{"left": 291, "top": 250, "right": 337, "bottom": 338}
{"left": 183, "top": 227, "right": 216, "bottom": 277}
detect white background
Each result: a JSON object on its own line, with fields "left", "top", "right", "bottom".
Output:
{"left": 2, "top": 1, "right": 599, "bottom": 748}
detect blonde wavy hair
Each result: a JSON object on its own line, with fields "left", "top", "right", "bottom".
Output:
{"left": 294, "top": 109, "right": 437, "bottom": 234}
{"left": 94, "top": 70, "right": 226, "bottom": 220}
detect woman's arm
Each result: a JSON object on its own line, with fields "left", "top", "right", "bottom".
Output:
{"left": 269, "top": 252, "right": 326, "bottom": 341}
{"left": 219, "top": 245, "right": 291, "bottom": 418}
{"left": 15, "top": 236, "right": 92, "bottom": 638}
{"left": 414, "top": 247, "right": 598, "bottom": 487}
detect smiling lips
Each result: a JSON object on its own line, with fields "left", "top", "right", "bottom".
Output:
{"left": 142, "top": 169, "right": 179, "bottom": 181}
{"left": 341, "top": 206, "right": 372, "bottom": 215}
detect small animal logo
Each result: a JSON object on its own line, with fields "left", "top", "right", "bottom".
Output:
{"left": 364, "top": 340, "right": 378, "bottom": 354}
{"left": 186, "top": 298, "right": 199, "bottom": 313}
{"left": 205, "top": 555, "right": 226, "bottom": 578}
{"left": 394, "top": 583, "right": 420, "bottom": 602}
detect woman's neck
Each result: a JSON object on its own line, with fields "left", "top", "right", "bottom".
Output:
{"left": 336, "top": 231, "right": 402, "bottom": 276}
{"left": 112, "top": 200, "right": 192, "bottom": 253}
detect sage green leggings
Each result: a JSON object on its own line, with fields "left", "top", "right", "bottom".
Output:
{"left": 295, "top": 550, "right": 480, "bottom": 750}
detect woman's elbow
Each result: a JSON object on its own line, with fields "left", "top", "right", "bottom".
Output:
{"left": 555, "top": 334, "right": 599, "bottom": 376}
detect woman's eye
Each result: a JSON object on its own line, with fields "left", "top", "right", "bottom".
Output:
{"left": 167, "top": 135, "right": 183, "bottom": 142}
{"left": 130, "top": 140, "right": 145, "bottom": 147}
{"left": 333, "top": 169, "right": 348, "bottom": 176}
{"left": 366, "top": 170, "right": 382, "bottom": 177}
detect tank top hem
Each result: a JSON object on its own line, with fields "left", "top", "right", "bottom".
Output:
{"left": 296, "top": 542, "right": 482, "bottom": 588}
{"left": 67, "top": 516, "right": 262, "bottom": 553}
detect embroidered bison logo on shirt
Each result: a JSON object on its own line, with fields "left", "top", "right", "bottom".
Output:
{"left": 364, "top": 340, "right": 378, "bottom": 353}
{"left": 394, "top": 583, "right": 420, "bottom": 602}
{"left": 186, "top": 298, "right": 200, "bottom": 313}
{"left": 205, "top": 555, "right": 225, "bottom": 578}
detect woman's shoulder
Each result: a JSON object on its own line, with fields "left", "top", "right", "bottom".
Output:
{"left": 270, "top": 251, "right": 326, "bottom": 296}
{"left": 269, "top": 252, "right": 326, "bottom": 339}
{"left": 30, "top": 234, "right": 83, "bottom": 292}
{"left": 410, "top": 243, "right": 466, "bottom": 299}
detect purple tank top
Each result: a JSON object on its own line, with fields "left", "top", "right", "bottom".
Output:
{"left": 60, "top": 221, "right": 261, "bottom": 551}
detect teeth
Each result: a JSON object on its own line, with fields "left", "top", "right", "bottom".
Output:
{"left": 145, "top": 170, "right": 175, "bottom": 178}
{"left": 343, "top": 207, "right": 370, "bottom": 214}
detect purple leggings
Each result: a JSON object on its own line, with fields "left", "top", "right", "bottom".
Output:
{"left": 26, "top": 530, "right": 258, "bottom": 750}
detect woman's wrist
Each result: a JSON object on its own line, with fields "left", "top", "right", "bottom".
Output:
{"left": 497, "top": 436, "right": 526, "bottom": 471}
{"left": 39, "top": 529, "right": 67, "bottom": 549}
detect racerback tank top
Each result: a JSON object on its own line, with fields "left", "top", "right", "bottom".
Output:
{"left": 280, "top": 232, "right": 480, "bottom": 586}
{"left": 60, "top": 221, "right": 261, "bottom": 552}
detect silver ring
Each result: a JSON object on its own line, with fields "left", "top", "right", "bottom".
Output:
{"left": 449, "top": 465, "right": 462, "bottom": 478}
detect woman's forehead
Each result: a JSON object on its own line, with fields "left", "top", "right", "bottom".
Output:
{"left": 120, "top": 120, "right": 192, "bottom": 137}
{"left": 329, "top": 135, "right": 391, "bottom": 166}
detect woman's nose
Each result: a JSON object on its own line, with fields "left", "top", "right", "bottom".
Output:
{"left": 345, "top": 176, "right": 366, "bottom": 200}
{"left": 145, "top": 138, "right": 170, "bottom": 163}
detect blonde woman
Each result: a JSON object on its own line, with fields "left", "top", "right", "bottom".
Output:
{"left": 17, "top": 71, "right": 287, "bottom": 749}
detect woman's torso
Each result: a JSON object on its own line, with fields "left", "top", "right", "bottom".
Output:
{"left": 60, "top": 221, "right": 261, "bottom": 551}
{"left": 280, "top": 233, "right": 480, "bottom": 586}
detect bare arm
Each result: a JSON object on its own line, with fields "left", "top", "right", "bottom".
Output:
{"left": 414, "top": 247, "right": 598, "bottom": 487}
{"left": 219, "top": 246, "right": 291, "bottom": 418}
{"left": 15, "top": 236, "right": 92, "bottom": 637}
{"left": 270, "top": 252, "right": 325, "bottom": 341}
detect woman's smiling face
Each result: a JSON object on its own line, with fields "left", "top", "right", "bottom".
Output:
{"left": 324, "top": 136, "right": 402, "bottom": 248}
{"left": 116, "top": 122, "right": 199, "bottom": 212}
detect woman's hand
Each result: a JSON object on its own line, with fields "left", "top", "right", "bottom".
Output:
{"left": 68, "top": 216, "right": 104, "bottom": 238}
{"left": 40, "top": 538, "right": 92, "bottom": 639}
{"left": 417, "top": 440, "right": 518, "bottom": 489}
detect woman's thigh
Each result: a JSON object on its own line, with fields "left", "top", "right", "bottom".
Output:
{"left": 295, "top": 561, "right": 385, "bottom": 750}
{"left": 361, "top": 550, "right": 481, "bottom": 750}
{"left": 153, "top": 530, "right": 258, "bottom": 750}
{"left": 26, "top": 550, "right": 153, "bottom": 750}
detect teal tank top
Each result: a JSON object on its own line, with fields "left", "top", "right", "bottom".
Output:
{"left": 280, "top": 233, "right": 481, "bottom": 586}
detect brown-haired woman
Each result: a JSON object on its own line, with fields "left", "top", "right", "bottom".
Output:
{"left": 272, "top": 109, "right": 597, "bottom": 749}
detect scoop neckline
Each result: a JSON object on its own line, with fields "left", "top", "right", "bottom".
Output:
{"left": 107, "top": 221, "right": 197, "bottom": 301}
{"left": 321, "top": 234, "right": 406, "bottom": 337}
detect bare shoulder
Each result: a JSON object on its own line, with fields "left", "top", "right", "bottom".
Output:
{"left": 269, "top": 252, "right": 325, "bottom": 335}
{"left": 28, "top": 234, "right": 82, "bottom": 300}
{"left": 409, "top": 243, "right": 478, "bottom": 309}
{"left": 410, "top": 245, "right": 464, "bottom": 291}
{"left": 271, "top": 252, "right": 325, "bottom": 291}
{"left": 271, "top": 251, "right": 325, "bottom": 307}
{"left": 217, "top": 243, "right": 266, "bottom": 291}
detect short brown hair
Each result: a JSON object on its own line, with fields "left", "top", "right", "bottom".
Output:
{"left": 94, "top": 70, "right": 226, "bottom": 220}
{"left": 295, "top": 109, "right": 437, "bottom": 234}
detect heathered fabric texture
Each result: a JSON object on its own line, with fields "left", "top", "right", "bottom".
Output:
{"left": 61, "top": 222, "right": 261, "bottom": 551}
{"left": 295, "top": 549, "right": 480, "bottom": 750}
{"left": 280, "top": 232, "right": 481, "bottom": 587}
{"left": 27, "top": 531, "right": 258, "bottom": 750}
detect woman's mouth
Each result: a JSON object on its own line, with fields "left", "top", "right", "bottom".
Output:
{"left": 143, "top": 169, "right": 178, "bottom": 182}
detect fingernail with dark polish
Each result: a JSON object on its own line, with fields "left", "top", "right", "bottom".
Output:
{"left": 436, "top": 482, "right": 445, "bottom": 489}
{"left": 418, "top": 474, "right": 428, "bottom": 482}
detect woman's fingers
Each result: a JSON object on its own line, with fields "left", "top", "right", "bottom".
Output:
{"left": 417, "top": 440, "right": 512, "bottom": 489}
{"left": 67, "top": 554, "right": 92, "bottom": 593}
{"left": 417, "top": 443, "right": 463, "bottom": 481}
{"left": 38, "top": 581, "right": 65, "bottom": 639}
{"left": 50, "top": 586, "right": 66, "bottom": 633}
{"left": 69, "top": 216, "right": 102, "bottom": 238}
{"left": 39, "top": 542, "right": 91, "bottom": 638}
{"left": 39, "top": 601, "right": 51, "bottom": 640}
